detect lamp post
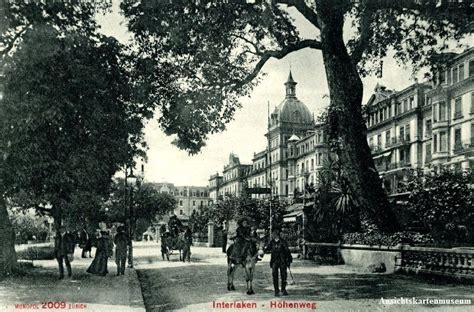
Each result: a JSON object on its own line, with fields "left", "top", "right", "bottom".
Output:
{"left": 126, "top": 171, "right": 137, "bottom": 268}
{"left": 302, "top": 172, "right": 310, "bottom": 259}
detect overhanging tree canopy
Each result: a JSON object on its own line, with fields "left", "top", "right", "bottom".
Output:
{"left": 121, "top": 0, "right": 472, "bottom": 231}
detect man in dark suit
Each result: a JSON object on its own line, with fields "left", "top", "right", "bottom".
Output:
{"left": 54, "top": 226, "right": 74, "bottom": 279}
{"left": 114, "top": 226, "right": 128, "bottom": 276}
{"left": 265, "top": 229, "right": 293, "bottom": 297}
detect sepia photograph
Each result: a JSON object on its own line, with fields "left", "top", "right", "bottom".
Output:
{"left": 0, "top": 0, "right": 473, "bottom": 311}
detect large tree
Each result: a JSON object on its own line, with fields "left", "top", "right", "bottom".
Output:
{"left": 0, "top": 2, "right": 150, "bottom": 275}
{"left": 121, "top": 0, "right": 472, "bottom": 231}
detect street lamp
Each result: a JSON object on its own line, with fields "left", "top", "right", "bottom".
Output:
{"left": 126, "top": 172, "right": 137, "bottom": 268}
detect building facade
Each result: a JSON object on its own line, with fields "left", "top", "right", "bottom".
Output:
{"left": 366, "top": 47, "right": 474, "bottom": 194}
{"left": 151, "top": 182, "right": 212, "bottom": 220}
{"left": 210, "top": 72, "right": 329, "bottom": 200}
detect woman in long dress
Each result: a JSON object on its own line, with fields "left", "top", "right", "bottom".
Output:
{"left": 86, "top": 231, "right": 110, "bottom": 276}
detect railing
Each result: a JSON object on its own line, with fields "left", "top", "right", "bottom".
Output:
{"left": 387, "top": 162, "right": 411, "bottom": 170}
{"left": 396, "top": 246, "right": 474, "bottom": 278}
{"left": 386, "top": 136, "right": 411, "bottom": 148}
{"left": 305, "top": 242, "right": 474, "bottom": 279}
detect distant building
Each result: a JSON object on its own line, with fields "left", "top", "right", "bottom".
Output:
{"left": 208, "top": 172, "right": 223, "bottom": 201}
{"left": 151, "top": 182, "right": 212, "bottom": 221}
{"left": 211, "top": 72, "right": 329, "bottom": 200}
{"left": 220, "top": 153, "right": 251, "bottom": 198}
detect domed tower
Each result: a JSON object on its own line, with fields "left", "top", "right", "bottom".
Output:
{"left": 266, "top": 71, "right": 314, "bottom": 198}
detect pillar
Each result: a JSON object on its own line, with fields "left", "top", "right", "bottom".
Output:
{"left": 208, "top": 221, "right": 214, "bottom": 247}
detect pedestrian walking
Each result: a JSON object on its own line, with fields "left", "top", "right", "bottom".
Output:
{"left": 86, "top": 231, "right": 110, "bottom": 276}
{"left": 79, "top": 227, "right": 92, "bottom": 258}
{"left": 264, "top": 229, "right": 293, "bottom": 297}
{"left": 54, "top": 226, "right": 75, "bottom": 280}
{"left": 114, "top": 226, "right": 128, "bottom": 276}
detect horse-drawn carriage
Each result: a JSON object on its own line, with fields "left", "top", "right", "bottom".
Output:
{"left": 160, "top": 232, "right": 191, "bottom": 262}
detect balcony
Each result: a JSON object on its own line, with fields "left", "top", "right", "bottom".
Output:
{"left": 370, "top": 144, "right": 384, "bottom": 154}
{"left": 453, "top": 141, "right": 474, "bottom": 155}
{"left": 453, "top": 112, "right": 463, "bottom": 120}
{"left": 387, "top": 161, "right": 411, "bottom": 171}
{"left": 386, "top": 136, "right": 411, "bottom": 148}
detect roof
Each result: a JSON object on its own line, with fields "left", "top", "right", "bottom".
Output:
{"left": 274, "top": 97, "right": 313, "bottom": 124}
{"left": 288, "top": 134, "right": 301, "bottom": 142}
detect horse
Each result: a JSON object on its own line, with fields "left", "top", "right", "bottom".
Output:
{"left": 226, "top": 237, "right": 265, "bottom": 295}
{"left": 161, "top": 232, "right": 191, "bottom": 262}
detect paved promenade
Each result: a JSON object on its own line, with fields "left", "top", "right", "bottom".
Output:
{"left": 0, "top": 245, "right": 145, "bottom": 312}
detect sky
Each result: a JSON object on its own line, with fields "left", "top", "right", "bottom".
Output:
{"left": 95, "top": 1, "right": 436, "bottom": 186}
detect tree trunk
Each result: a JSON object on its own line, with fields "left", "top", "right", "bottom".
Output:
{"left": 0, "top": 195, "right": 17, "bottom": 276}
{"left": 316, "top": 1, "right": 398, "bottom": 232}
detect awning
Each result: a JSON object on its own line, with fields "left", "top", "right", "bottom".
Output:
{"left": 283, "top": 203, "right": 304, "bottom": 222}
{"left": 373, "top": 151, "right": 392, "bottom": 160}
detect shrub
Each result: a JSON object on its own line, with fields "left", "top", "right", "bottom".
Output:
{"left": 342, "top": 231, "right": 434, "bottom": 247}
{"left": 16, "top": 245, "right": 55, "bottom": 260}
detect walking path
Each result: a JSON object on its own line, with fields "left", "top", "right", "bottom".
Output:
{"left": 134, "top": 243, "right": 474, "bottom": 312}
{"left": 0, "top": 244, "right": 145, "bottom": 312}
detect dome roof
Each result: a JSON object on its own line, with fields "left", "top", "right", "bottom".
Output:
{"left": 272, "top": 71, "right": 313, "bottom": 124}
{"left": 275, "top": 97, "right": 313, "bottom": 124}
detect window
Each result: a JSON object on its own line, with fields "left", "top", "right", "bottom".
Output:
{"left": 433, "top": 134, "right": 438, "bottom": 152}
{"left": 409, "top": 96, "right": 414, "bottom": 109}
{"left": 454, "top": 97, "right": 462, "bottom": 118}
{"left": 369, "top": 137, "right": 374, "bottom": 147}
{"left": 377, "top": 134, "right": 382, "bottom": 147}
{"left": 439, "top": 70, "right": 446, "bottom": 85}
{"left": 439, "top": 101, "right": 447, "bottom": 121}
{"left": 433, "top": 104, "right": 438, "bottom": 122}
{"left": 472, "top": 92, "right": 474, "bottom": 114}
{"left": 193, "top": 200, "right": 196, "bottom": 206}
{"left": 453, "top": 67, "right": 458, "bottom": 84}
{"left": 459, "top": 64, "right": 464, "bottom": 80}
{"left": 397, "top": 102, "right": 402, "bottom": 115}
{"left": 440, "top": 131, "right": 447, "bottom": 152}
{"left": 454, "top": 128, "right": 462, "bottom": 149}
{"left": 405, "top": 124, "right": 411, "bottom": 141}
{"left": 469, "top": 60, "right": 474, "bottom": 77}
{"left": 425, "top": 119, "right": 432, "bottom": 137}
{"left": 200, "top": 200, "right": 203, "bottom": 206}
{"left": 403, "top": 99, "right": 408, "bottom": 112}
{"left": 399, "top": 127, "right": 405, "bottom": 141}
{"left": 179, "top": 200, "right": 183, "bottom": 206}
{"left": 179, "top": 210, "right": 183, "bottom": 215}
{"left": 385, "top": 130, "right": 391, "bottom": 147}
{"left": 425, "top": 143, "right": 432, "bottom": 162}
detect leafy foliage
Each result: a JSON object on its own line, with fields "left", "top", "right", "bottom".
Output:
{"left": 308, "top": 154, "right": 361, "bottom": 242}
{"left": 120, "top": 0, "right": 472, "bottom": 153}
{"left": 0, "top": 23, "right": 147, "bottom": 228}
{"left": 207, "top": 195, "right": 288, "bottom": 233}
{"left": 342, "top": 231, "right": 434, "bottom": 247}
{"left": 102, "top": 179, "right": 176, "bottom": 238}
{"left": 401, "top": 169, "right": 474, "bottom": 244}
{"left": 9, "top": 208, "right": 50, "bottom": 244}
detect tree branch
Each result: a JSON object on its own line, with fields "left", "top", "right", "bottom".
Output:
{"left": 0, "top": 23, "right": 32, "bottom": 58}
{"left": 276, "top": 0, "right": 320, "bottom": 29}
{"left": 350, "top": 2, "right": 374, "bottom": 64}
{"left": 230, "top": 39, "right": 322, "bottom": 91}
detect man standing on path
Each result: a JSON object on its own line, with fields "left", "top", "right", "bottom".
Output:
{"left": 114, "top": 226, "right": 128, "bottom": 276}
{"left": 54, "top": 226, "right": 74, "bottom": 280}
{"left": 265, "top": 229, "right": 293, "bottom": 297}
